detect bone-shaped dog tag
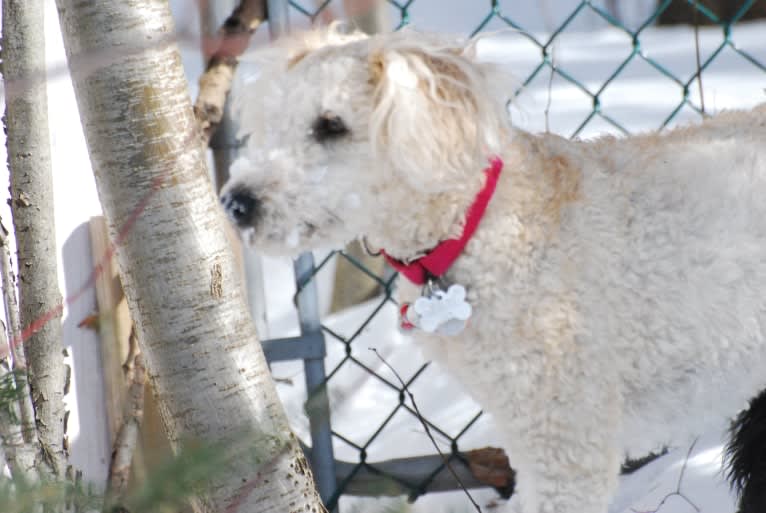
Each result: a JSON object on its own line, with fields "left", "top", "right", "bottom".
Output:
{"left": 435, "top": 318, "right": 469, "bottom": 336}
{"left": 412, "top": 284, "right": 472, "bottom": 335}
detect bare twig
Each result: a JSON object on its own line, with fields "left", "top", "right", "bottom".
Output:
{"left": 674, "top": 439, "right": 697, "bottom": 492}
{"left": 105, "top": 327, "right": 146, "bottom": 511}
{"left": 541, "top": 0, "right": 555, "bottom": 133}
{"left": 544, "top": 47, "right": 556, "bottom": 134}
{"left": 693, "top": 5, "right": 707, "bottom": 116}
{"left": 0, "top": 217, "right": 40, "bottom": 481}
{"left": 370, "top": 347, "right": 483, "bottom": 513}
{"left": 0, "top": 322, "right": 38, "bottom": 481}
{"left": 630, "top": 438, "right": 700, "bottom": 513}
{"left": 193, "top": 0, "right": 267, "bottom": 145}
{"left": 122, "top": 324, "right": 141, "bottom": 374}
{"left": 73, "top": 469, "right": 84, "bottom": 513}
{"left": 0, "top": 219, "right": 36, "bottom": 448}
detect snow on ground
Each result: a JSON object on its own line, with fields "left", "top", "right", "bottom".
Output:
{"left": 0, "top": 0, "right": 763, "bottom": 511}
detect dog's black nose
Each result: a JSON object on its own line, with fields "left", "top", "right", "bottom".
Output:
{"left": 221, "top": 188, "right": 259, "bottom": 226}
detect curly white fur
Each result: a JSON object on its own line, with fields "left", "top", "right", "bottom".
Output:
{"left": 222, "top": 26, "right": 766, "bottom": 513}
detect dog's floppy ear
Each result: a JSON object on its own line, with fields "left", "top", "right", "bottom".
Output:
{"left": 368, "top": 36, "right": 508, "bottom": 192}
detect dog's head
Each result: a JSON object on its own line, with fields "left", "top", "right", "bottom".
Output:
{"left": 220, "top": 26, "right": 511, "bottom": 254}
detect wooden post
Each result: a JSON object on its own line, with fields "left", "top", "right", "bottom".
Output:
{"left": 89, "top": 216, "right": 131, "bottom": 443}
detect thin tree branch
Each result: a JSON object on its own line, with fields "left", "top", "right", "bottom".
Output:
{"left": 0, "top": 321, "right": 38, "bottom": 481}
{"left": 541, "top": 0, "right": 556, "bottom": 133}
{"left": 105, "top": 327, "right": 146, "bottom": 512}
{"left": 0, "top": 217, "right": 39, "bottom": 481}
{"left": 0, "top": 219, "right": 36, "bottom": 448}
{"left": 1, "top": 0, "right": 66, "bottom": 478}
{"left": 194, "top": 0, "right": 266, "bottom": 145}
{"left": 693, "top": 4, "right": 707, "bottom": 116}
{"left": 544, "top": 48, "right": 555, "bottom": 134}
{"left": 630, "top": 438, "right": 700, "bottom": 513}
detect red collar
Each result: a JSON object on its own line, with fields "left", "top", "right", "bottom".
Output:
{"left": 381, "top": 157, "right": 503, "bottom": 285}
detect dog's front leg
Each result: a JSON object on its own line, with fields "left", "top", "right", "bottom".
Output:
{"left": 494, "top": 298, "right": 623, "bottom": 513}
{"left": 500, "top": 373, "right": 623, "bottom": 513}
{"left": 510, "top": 388, "right": 620, "bottom": 513}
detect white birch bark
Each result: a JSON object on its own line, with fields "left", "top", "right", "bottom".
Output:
{"left": 54, "top": 2, "right": 326, "bottom": 512}
{"left": 2, "top": 0, "right": 67, "bottom": 478}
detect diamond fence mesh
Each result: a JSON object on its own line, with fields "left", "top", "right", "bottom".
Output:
{"left": 260, "top": 1, "right": 766, "bottom": 511}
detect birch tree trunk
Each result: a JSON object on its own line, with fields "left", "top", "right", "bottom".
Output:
{"left": 2, "top": 0, "right": 67, "bottom": 478}
{"left": 54, "top": 2, "right": 326, "bottom": 512}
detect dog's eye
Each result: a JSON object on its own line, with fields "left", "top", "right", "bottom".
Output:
{"left": 311, "top": 112, "right": 349, "bottom": 143}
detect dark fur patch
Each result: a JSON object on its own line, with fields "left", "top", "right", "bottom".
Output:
{"left": 725, "top": 388, "right": 766, "bottom": 513}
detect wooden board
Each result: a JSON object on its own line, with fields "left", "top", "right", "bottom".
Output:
{"left": 88, "top": 216, "right": 131, "bottom": 443}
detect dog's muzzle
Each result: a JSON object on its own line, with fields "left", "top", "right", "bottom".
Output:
{"left": 220, "top": 187, "right": 260, "bottom": 227}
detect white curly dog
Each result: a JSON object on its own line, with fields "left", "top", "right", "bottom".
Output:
{"left": 220, "top": 27, "right": 766, "bottom": 513}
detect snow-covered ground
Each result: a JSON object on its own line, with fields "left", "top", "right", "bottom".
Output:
{"left": 0, "top": 1, "right": 764, "bottom": 512}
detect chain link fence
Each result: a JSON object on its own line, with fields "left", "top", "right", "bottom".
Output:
{"left": 255, "top": 1, "right": 766, "bottom": 511}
